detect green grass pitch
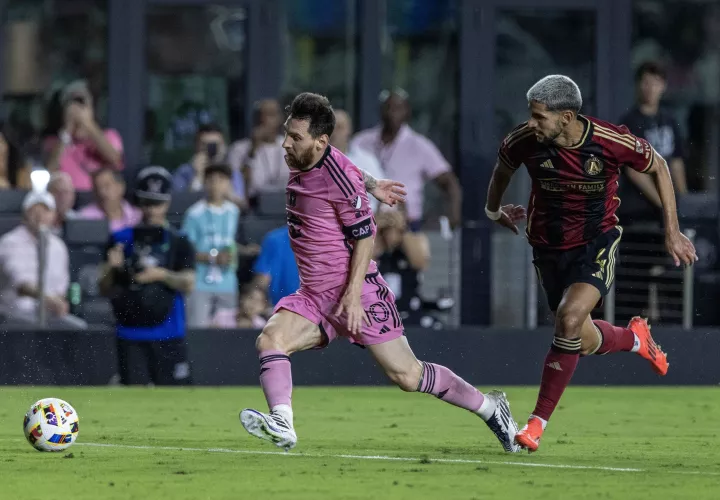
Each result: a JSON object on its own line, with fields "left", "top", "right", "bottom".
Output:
{"left": 1, "top": 386, "right": 718, "bottom": 499}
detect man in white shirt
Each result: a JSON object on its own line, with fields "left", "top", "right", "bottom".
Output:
{"left": 228, "top": 99, "right": 287, "bottom": 203}
{"left": 0, "top": 191, "right": 86, "bottom": 328}
{"left": 330, "top": 109, "right": 387, "bottom": 214}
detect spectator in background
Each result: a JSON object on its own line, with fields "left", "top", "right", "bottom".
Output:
{"left": 0, "top": 191, "right": 85, "bottom": 328}
{"left": 79, "top": 167, "right": 141, "bottom": 232}
{"left": 182, "top": 163, "right": 240, "bottom": 327}
{"left": 172, "top": 123, "right": 247, "bottom": 208}
{"left": 47, "top": 172, "right": 78, "bottom": 234}
{"left": 45, "top": 80, "right": 124, "bottom": 191}
{"left": 352, "top": 88, "right": 462, "bottom": 230}
{"left": 228, "top": 99, "right": 287, "bottom": 205}
{"left": 98, "top": 166, "right": 195, "bottom": 386}
{"left": 252, "top": 226, "right": 300, "bottom": 306}
{"left": 0, "top": 124, "right": 31, "bottom": 189}
{"left": 234, "top": 285, "right": 268, "bottom": 329}
{"left": 374, "top": 209, "right": 431, "bottom": 326}
{"left": 330, "top": 109, "right": 386, "bottom": 214}
{"left": 619, "top": 61, "right": 689, "bottom": 224}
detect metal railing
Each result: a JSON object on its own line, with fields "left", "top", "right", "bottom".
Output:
{"left": 526, "top": 227, "right": 695, "bottom": 330}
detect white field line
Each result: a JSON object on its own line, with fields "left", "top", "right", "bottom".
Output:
{"left": 76, "top": 442, "right": 718, "bottom": 476}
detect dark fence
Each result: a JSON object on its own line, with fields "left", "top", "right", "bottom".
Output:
{"left": 1, "top": 327, "right": 718, "bottom": 386}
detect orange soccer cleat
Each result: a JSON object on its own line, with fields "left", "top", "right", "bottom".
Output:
{"left": 628, "top": 317, "right": 669, "bottom": 376}
{"left": 514, "top": 417, "right": 544, "bottom": 453}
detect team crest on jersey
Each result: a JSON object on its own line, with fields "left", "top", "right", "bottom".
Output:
{"left": 635, "top": 140, "right": 644, "bottom": 154}
{"left": 584, "top": 155, "right": 604, "bottom": 176}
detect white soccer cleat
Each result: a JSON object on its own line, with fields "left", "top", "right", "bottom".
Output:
{"left": 482, "top": 390, "right": 522, "bottom": 453}
{"left": 239, "top": 408, "right": 297, "bottom": 451}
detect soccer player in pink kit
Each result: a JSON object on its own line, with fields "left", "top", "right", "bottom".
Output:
{"left": 240, "top": 93, "right": 521, "bottom": 453}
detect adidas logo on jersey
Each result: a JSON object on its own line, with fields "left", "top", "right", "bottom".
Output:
{"left": 540, "top": 159, "right": 554, "bottom": 169}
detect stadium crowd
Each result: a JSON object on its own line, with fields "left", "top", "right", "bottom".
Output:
{"left": 0, "top": 80, "right": 458, "bottom": 337}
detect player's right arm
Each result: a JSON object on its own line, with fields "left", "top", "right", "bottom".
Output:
{"left": 361, "top": 169, "right": 407, "bottom": 207}
{"left": 485, "top": 126, "right": 529, "bottom": 234}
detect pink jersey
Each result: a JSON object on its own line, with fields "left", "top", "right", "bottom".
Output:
{"left": 286, "top": 146, "right": 377, "bottom": 294}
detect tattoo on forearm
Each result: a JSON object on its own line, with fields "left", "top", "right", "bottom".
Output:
{"left": 362, "top": 170, "right": 377, "bottom": 192}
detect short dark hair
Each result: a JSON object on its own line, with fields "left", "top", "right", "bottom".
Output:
{"left": 204, "top": 162, "right": 232, "bottom": 179}
{"left": 195, "top": 122, "right": 224, "bottom": 142}
{"left": 635, "top": 61, "right": 666, "bottom": 82}
{"left": 286, "top": 92, "right": 335, "bottom": 138}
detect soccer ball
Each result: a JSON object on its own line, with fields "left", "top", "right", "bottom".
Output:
{"left": 23, "top": 398, "right": 80, "bottom": 452}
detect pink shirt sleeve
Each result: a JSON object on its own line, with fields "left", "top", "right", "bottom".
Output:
{"left": 78, "top": 204, "right": 104, "bottom": 220}
{"left": 417, "top": 136, "right": 451, "bottom": 179}
{"left": 326, "top": 159, "right": 375, "bottom": 240}
{"left": 105, "top": 129, "right": 124, "bottom": 153}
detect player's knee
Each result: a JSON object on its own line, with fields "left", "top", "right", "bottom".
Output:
{"left": 555, "top": 307, "right": 584, "bottom": 338}
{"left": 387, "top": 364, "right": 422, "bottom": 392}
{"left": 255, "top": 325, "right": 287, "bottom": 353}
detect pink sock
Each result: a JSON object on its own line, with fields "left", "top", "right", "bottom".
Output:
{"left": 259, "top": 350, "right": 292, "bottom": 409}
{"left": 593, "top": 320, "right": 636, "bottom": 355}
{"left": 417, "top": 362, "right": 484, "bottom": 412}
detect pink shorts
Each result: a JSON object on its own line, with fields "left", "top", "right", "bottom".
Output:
{"left": 273, "top": 272, "right": 404, "bottom": 347}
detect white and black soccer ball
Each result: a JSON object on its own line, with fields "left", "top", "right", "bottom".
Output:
{"left": 23, "top": 398, "right": 80, "bottom": 452}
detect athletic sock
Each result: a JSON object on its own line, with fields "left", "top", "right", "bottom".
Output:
{"left": 259, "top": 350, "right": 293, "bottom": 411}
{"left": 531, "top": 337, "right": 581, "bottom": 422}
{"left": 592, "top": 320, "right": 639, "bottom": 354}
{"left": 417, "top": 361, "right": 487, "bottom": 416}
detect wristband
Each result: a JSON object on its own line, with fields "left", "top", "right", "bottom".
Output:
{"left": 485, "top": 206, "right": 502, "bottom": 221}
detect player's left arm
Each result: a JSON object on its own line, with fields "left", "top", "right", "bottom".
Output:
{"left": 361, "top": 169, "right": 407, "bottom": 208}
{"left": 642, "top": 151, "right": 698, "bottom": 266}
{"left": 330, "top": 167, "right": 375, "bottom": 335}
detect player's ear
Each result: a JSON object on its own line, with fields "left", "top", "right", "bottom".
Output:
{"left": 316, "top": 134, "right": 329, "bottom": 151}
{"left": 561, "top": 110, "right": 574, "bottom": 125}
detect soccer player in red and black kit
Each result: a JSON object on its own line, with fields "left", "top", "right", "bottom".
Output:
{"left": 485, "top": 75, "right": 698, "bottom": 453}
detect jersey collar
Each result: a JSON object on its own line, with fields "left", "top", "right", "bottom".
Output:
{"left": 563, "top": 115, "right": 593, "bottom": 150}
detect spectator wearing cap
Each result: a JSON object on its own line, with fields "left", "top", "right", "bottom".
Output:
{"left": 99, "top": 166, "right": 196, "bottom": 386}
{"left": 352, "top": 88, "right": 462, "bottom": 230}
{"left": 45, "top": 80, "right": 124, "bottom": 191}
{"left": 0, "top": 191, "right": 85, "bottom": 328}
{"left": 228, "top": 99, "right": 287, "bottom": 205}
{"left": 330, "top": 109, "right": 386, "bottom": 214}
{"left": 47, "top": 172, "right": 79, "bottom": 234}
{"left": 79, "top": 167, "right": 141, "bottom": 233}
{"left": 181, "top": 163, "right": 242, "bottom": 327}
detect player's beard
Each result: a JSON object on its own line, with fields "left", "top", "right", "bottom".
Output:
{"left": 286, "top": 147, "right": 316, "bottom": 171}
{"left": 538, "top": 123, "right": 563, "bottom": 145}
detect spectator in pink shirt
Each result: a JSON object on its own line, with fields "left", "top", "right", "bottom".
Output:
{"left": 352, "top": 89, "right": 462, "bottom": 230}
{"left": 45, "top": 80, "right": 124, "bottom": 191}
{"left": 79, "top": 167, "right": 141, "bottom": 233}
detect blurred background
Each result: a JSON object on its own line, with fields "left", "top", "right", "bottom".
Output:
{"left": 0, "top": 0, "right": 718, "bottom": 340}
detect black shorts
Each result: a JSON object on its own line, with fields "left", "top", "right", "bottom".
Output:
{"left": 532, "top": 227, "right": 623, "bottom": 312}
{"left": 116, "top": 337, "right": 192, "bottom": 386}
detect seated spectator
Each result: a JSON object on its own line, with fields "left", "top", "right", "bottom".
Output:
{"left": 79, "top": 167, "right": 141, "bottom": 232}
{"left": 45, "top": 80, "right": 124, "bottom": 190}
{"left": 374, "top": 209, "right": 433, "bottom": 326}
{"left": 252, "top": 226, "right": 300, "bottom": 306}
{"left": 0, "top": 124, "right": 31, "bottom": 189}
{"left": 330, "top": 109, "right": 386, "bottom": 214}
{"left": 172, "top": 123, "right": 246, "bottom": 207}
{"left": 234, "top": 285, "right": 268, "bottom": 329}
{"left": 182, "top": 163, "right": 241, "bottom": 327}
{"left": 228, "top": 99, "right": 287, "bottom": 205}
{"left": 47, "top": 172, "right": 78, "bottom": 234}
{"left": 0, "top": 191, "right": 85, "bottom": 328}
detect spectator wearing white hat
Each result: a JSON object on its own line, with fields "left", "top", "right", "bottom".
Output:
{"left": 0, "top": 191, "right": 85, "bottom": 327}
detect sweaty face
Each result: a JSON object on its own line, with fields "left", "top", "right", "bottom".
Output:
{"left": 527, "top": 101, "right": 566, "bottom": 144}
{"left": 282, "top": 118, "right": 324, "bottom": 170}
{"left": 638, "top": 73, "right": 666, "bottom": 106}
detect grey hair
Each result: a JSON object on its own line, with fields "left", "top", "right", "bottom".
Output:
{"left": 526, "top": 75, "right": 582, "bottom": 113}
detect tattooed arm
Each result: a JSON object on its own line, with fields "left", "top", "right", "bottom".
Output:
{"left": 361, "top": 170, "right": 406, "bottom": 207}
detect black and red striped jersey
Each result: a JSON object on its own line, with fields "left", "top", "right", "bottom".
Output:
{"left": 498, "top": 115, "right": 656, "bottom": 250}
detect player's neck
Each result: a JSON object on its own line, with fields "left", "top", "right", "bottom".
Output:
{"left": 207, "top": 197, "right": 225, "bottom": 207}
{"left": 381, "top": 124, "right": 401, "bottom": 144}
{"left": 554, "top": 118, "right": 586, "bottom": 148}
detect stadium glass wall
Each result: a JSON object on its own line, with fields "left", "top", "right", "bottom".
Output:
{"left": 1, "top": 0, "right": 710, "bottom": 325}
